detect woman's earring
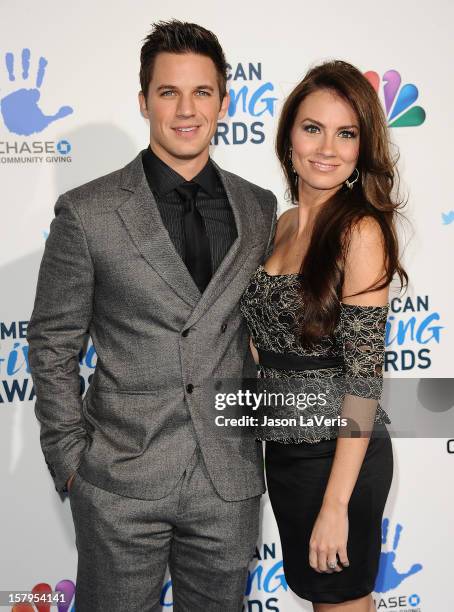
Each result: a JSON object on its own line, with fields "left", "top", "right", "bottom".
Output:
{"left": 289, "top": 148, "right": 299, "bottom": 193}
{"left": 345, "top": 168, "right": 360, "bottom": 190}
{"left": 289, "top": 148, "right": 297, "bottom": 175}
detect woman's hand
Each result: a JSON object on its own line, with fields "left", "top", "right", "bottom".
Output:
{"left": 309, "top": 500, "right": 350, "bottom": 573}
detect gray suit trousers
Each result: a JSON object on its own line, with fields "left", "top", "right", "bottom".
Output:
{"left": 69, "top": 446, "right": 260, "bottom": 612}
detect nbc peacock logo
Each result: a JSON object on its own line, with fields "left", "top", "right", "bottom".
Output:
{"left": 364, "top": 70, "right": 426, "bottom": 127}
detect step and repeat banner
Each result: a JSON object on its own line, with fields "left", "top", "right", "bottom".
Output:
{"left": 1, "top": 1, "right": 452, "bottom": 610}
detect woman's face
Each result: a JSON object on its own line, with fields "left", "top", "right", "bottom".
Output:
{"left": 290, "top": 89, "right": 360, "bottom": 195}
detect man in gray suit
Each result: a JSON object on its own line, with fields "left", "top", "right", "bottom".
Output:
{"left": 27, "top": 19, "right": 276, "bottom": 612}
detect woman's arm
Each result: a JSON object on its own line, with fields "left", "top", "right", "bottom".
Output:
{"left": 309, "top": 217, "right": 389, "bottom": 573}
{"left": 249, "top": 339, "right": 259, "bottom": 364}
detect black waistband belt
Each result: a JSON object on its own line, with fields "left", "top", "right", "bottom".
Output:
{"left": 258, "top": 348, "right": 343, "bottom": 372}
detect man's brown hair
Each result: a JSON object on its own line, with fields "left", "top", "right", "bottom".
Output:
{"left": 140, "top": 20, "right": 228, "bottom": 102}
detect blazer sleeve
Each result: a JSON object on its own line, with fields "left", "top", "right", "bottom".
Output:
{"left": 27, "top": 194, "right": 94, "bottom": 492}
{"left": 263, "top": 191, "right": 278, "bottom": 261}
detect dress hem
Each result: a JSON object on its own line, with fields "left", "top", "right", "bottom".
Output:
{"left": 287, "top": 581, "right": 374, "bottom": 604}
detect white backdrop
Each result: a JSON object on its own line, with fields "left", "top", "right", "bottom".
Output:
{"left": 1, "top": 1, "right": 453, "bottom": 610}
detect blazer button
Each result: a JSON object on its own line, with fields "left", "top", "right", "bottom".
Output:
{"left": 186, "top": 383, "right": 194, "bottom": 394}
{"left": 181, "top": 329, "right": 190, "bottom": 337}
{"left": 221, "top": 323, "right": 227, "bottom": 333}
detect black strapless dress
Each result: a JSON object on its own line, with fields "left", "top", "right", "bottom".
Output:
{"left": 240, "top": 265, "right": 393, "bottom": 604}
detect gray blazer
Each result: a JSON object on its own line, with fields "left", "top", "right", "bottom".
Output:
{"left": 27, "top": 152, "right": 277, "bottom": 501}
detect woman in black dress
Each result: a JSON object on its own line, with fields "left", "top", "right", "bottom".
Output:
{"left": 240, "top": 61, "right": 407, "bottom": 610}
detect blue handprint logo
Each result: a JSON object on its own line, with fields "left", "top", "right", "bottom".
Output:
{"left": 0, "top": 48, "right": 73, "bottom": 135}
{"left": 375, "top": 518, "right": 423, "bottom": 593}
{"left": 442, "top": 210, "right": 454, "bottom": 225}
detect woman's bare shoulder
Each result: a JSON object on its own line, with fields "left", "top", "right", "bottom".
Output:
{"left": 275, "top": 207, "right": 297, "bottom": 240}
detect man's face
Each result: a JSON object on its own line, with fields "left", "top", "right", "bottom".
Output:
{"left": 139, "top": 52, "right": 228, "bottom": 166}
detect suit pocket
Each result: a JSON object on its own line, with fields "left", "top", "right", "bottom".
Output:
{"left": 94, "top": 388, "right": 156, "bottom": 395}
{"left": 82, "top": 389, "right": 164, "bottom": 458}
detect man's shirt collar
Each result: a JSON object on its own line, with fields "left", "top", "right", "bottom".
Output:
{"left": 142, "top": 146, "right": 220, "bottom": 198}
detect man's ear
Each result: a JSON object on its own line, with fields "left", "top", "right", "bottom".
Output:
{"left": 138, "top": 91, "right": 149, "bottom": 119}
{"left": 218, "top": 92, "right": 230, "bottom": 120}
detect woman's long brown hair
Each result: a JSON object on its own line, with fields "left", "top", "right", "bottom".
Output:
{"left": 276, "top": 60, "right": 408, "bottom": 345}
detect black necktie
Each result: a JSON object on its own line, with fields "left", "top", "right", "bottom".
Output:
{"left": 175, "top": 181, "right": 212, "bottom": 292}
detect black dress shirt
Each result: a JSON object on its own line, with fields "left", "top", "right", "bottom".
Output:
{"left": 141, "top": 146, "right": 237, "bottom": 276}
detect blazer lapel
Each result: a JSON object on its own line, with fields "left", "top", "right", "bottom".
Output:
{"left": 117, "top": 154, "right": 201, "bottom": 307}
{"left": 185, "top": 163, "right": 266, "bottom": 328}
{"left": 116, "top": 153, "right": 267, "bottom": 323}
